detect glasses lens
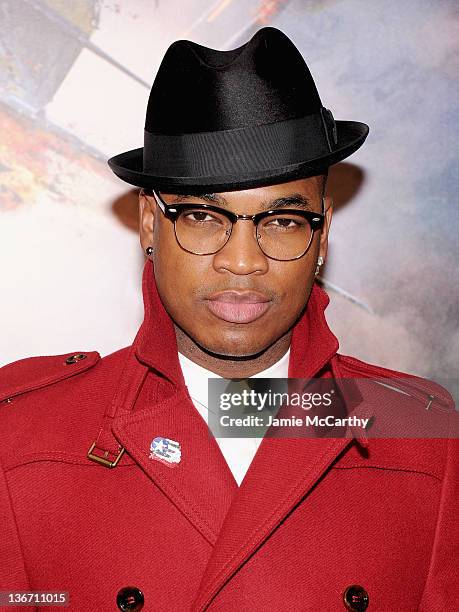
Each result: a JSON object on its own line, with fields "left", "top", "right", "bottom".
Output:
{"left": 257, "top": 213, "right": 313, "bottom": 260}
{"left": 175, "top": 207, "right": 232, "bottom": 255}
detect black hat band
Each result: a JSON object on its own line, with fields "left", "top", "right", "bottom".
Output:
{"left": 143, "top": 110, "right": 337, "bottom": 177}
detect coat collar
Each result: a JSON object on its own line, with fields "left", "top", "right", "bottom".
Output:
{"left": 111, "top": 260, "right": 359, "bottom": 610}
{"left": 134, "top": 259, "right": 340, "bottom": 383}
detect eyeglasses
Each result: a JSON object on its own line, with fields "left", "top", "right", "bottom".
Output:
{"left": 147, "top": 190, "right": 326, "bottom": 261}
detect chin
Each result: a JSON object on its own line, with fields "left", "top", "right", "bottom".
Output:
{"left": 194, "top": 331, "right": 271, "bottom": 359}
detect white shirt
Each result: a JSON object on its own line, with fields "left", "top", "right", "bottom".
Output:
{"left": 178, "top": 348, "right": 290, "bottom": 486}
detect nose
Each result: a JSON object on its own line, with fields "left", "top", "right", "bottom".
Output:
{"left": 212, "top": 219, "right": 269, "bottom": 275}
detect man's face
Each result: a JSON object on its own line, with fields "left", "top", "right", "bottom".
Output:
{"left": 139, "top": 176, "right": 332, "bottom": 358}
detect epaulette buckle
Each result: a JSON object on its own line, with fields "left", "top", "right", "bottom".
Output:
{"left": 87, "top": 441, "right": 125, "bottom": 468}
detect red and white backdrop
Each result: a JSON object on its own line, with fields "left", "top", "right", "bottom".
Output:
{"left": 1, "top": 0, "right": 458, "bottom": 385}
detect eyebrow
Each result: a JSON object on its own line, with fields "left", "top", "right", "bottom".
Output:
{"left": 171, "top": 192, "right": 314, "bottom": 211}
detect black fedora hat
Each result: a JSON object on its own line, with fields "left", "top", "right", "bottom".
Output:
{"left": 108, "top": 27, "right": 369, "bottom": 193}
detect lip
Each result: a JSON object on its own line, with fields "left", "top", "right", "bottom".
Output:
{"left": 204, "top": 290, "right": 272, "bottom": 324}
{"left": 207, "top": 290, "right": 270, "bottom": 304}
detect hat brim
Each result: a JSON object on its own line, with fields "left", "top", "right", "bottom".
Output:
{"left": 107, "top": 120, "right": 368, "bottom": 193}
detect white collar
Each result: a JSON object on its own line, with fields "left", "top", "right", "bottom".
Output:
{"left": 178, "top": 348, "right": 290, "bottom": 410}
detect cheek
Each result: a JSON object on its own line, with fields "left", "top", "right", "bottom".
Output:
{"left": 275, "top": 262, "right": 316, "bottom": 319}
{"left": 153, "top": 235, "right": 209, "bottom": 314}
{"left": 276, "top": 239, "right": 319, "bottom": 294}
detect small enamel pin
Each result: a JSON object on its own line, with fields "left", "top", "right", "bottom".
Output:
{"left": 149, "top": 437, "right": 182, "bottom": 467}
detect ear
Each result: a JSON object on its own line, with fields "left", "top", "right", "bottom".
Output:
{"left": 318, "top": 195, "right": 333, "bottom": 261}
{"left": 138, "top": 189, "right": 156, "bottom": 252}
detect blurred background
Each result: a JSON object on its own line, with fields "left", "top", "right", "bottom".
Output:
{"left": 1, "top": 0, "right": 458, "bottom": 382}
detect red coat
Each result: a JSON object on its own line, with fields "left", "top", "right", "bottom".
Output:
{"left": 1, "top": 261, "right": 457, "bottom": 611}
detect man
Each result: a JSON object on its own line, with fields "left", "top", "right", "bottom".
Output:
{"left": 0, "top": 27, "right": 457, "bottom": 612}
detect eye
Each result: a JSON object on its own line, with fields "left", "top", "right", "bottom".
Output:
{"left": 185, "top": 211, "right": 214, "bottom": 222}
{"left": 264, "top": 215, "right": 306, "bottom": 229}
{"left": 269, "top": 218, "right": 298, "bottom": 228}
{"left": 180, "top": 208, "right": 226, "bottom": 226}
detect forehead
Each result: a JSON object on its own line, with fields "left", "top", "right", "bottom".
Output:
{"left": 159, "top": 176, "right": 325, "bottom": 212}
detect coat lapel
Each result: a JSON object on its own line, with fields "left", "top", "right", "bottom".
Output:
{"left": 112, "top": 387, "right": 238, "bottom": 546}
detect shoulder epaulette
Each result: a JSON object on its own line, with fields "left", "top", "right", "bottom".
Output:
{"left": 338, "top": 353, "right": 455, "bottom": 411}
{"left": 0, "top": 351, "right": 100, "bottom": 403}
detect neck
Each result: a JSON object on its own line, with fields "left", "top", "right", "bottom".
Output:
{"left": 174, "top": 324, "right": 291, "bottom": 378}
